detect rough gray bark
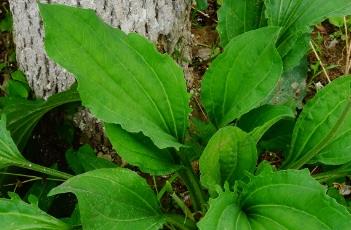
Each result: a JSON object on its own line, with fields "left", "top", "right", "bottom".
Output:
{"left": 9, "top": 0, "right": 192, "bottom": 99}
{"left": 9, "top": 0, "right": 192, "bottom": 152}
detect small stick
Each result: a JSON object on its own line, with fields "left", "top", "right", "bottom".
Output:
{"left": 309, "top": 41, "right": 331, "bottom": 83}
{"left": 191, "top": 6, "right": 218, "bottom": 23}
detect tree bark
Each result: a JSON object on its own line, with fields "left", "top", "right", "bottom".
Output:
{"left": 9, "top": 0, "right": 192, "bottom": 99}
{"left": 9, "top": 0, "right": 192, "bottom": 151}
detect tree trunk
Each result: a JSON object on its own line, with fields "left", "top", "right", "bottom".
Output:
{"left": 9, "top": 0, "right": 192, "bottom": 99}
{"left": 9, "top": 0, "right": 192, "bottom": 151}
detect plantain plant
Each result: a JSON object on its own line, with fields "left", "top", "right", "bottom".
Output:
{"left": 1, "top": 1, "right": 351, "bottom": 229}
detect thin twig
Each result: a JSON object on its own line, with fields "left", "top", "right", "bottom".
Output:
{"left": 4, "top": 178, "right": 41, "bottom": 187}
{"left": 191, "top": 6, "right": 218, "bottom": 23}
{"left": 193, "top": 96, "right": 208, "bottom": 121}
{"left": 309, "top": 41, "right": 331, "bottom": 83}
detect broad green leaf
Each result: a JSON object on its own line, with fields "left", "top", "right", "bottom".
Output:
{"left": 0, "top": 86, "right": 80, "bottom": 150}
{"left": 199, "top": 126, "right": 257, "bottom": 195}
{"left": 198, "top": 169, "right": 351, "bottom": 229}
{"left": 283, "top": 77, "right": 351, "bottom": 168}
{"left": 39, "top": 4, "right": 190, "bottom": 150}
{"left": 65, "top": 144, "right": 117, "bottom": 175}
{"left": 195, "top": 0, "right": 208, "bottom": 10}
{"left": 105, "top": 123, "right": 180, "bottom": 175}
{"left": 237, "top": 105, "right": 295, "bottom": 142}
{"left": 49, "top": 168, "right": 166, "bottom": 230}
{"left": 217, "top": 0, "right": 266, "bottom": 46}
{"left": 201, "top": 27, "right": 283, "bottom": 127}
{"left": 264, "top": 0, "right": 351, "bottom": 69}
{"left": 197, "top": 190, "right": 250, "bottom": 229}
{"left": 0, "top": 193, "right": 70, "bottom": 230}
{"left": 0, "top": 114, "right": 27, "bottom": 169}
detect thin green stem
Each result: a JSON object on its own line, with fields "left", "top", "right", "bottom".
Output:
{"left": 177, "top": 166, "right": 206, "bottom": 213}
{"left": 15, "top": 161, "right": 72, "bottom": 180}
{"left": 165, "top": 214, "right": 197, "bottom": 230}
{"left": 157, "top": 174, "right": 178, "bottom": 201}
{"left": 0, "top": 171, "right": 40, "bottom": 178}
{"left": 170, "top": 192, "right": 195, "bottom": 222}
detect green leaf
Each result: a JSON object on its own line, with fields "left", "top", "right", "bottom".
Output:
{"left": 195, "top": 0, "right": 208, "bottom": 10}
{"left": 198, "top": 169, "right": 351, "bottom": 229}
{"left": 5, "top": 80, "right": 30, "bottom": 98}
{"left": 0, "top": 85, "right": 80, "bottom": 150}
{"left": 49, "top": 168, "right": 165, "bottom": 230}
{"left": 0, "top": 193, "right": 70, "bottom": 230}
{"left": 10, "top": 70, "right": 27, "bottom": 83}
{"left": 238, "top": 105, "right": 295, "bottom": 142}
{"left": 0, "top": 114, "right": 27, "bottom": 169}
{"left": 264, "top": 0, "right": 351, "bottom": 69}
{"left": 0, "top": 13, "right": 12, "bottom": 32}
{"left": 284, "top": 76, "right": 351, "bottom": 168}
{"left": 217, "top": 0, "right": 266, "bottom": 47}
{"left": 199, "top": 126, "right": 257, "bottom": 195}
{"left": 65, "top": 145, "right": 117, "bottom": 175}
{"left": 25, "top": 179, "right": 58, "bottom": 212}
{"left": 0, "top": 115, "right": 72, "bottom": 179}
{"left": 39, "top": 4, "right": 190, "bottom": 150}
{"left": 105, "top": 123, "right": 180, "bottom": 175}
{"left": 201, "top": 27, "right": 283, "bottom": 127}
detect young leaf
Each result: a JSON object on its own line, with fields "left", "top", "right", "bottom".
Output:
{"left": 5, "top": 80, "right": 30, "bottom": 98}
{"left": 65, "top": 145, "right": 117, "bottom": 175}
{"left": 0, "top": 193, "right": 70, "bottom": 230}
{"left": 199, "top": 127, "right": 257, "bottom": 195}
{"left": 264, "top": 0, "right": 351, "bottom": 69}
{"left": 201, "top": 27, "right": 283, "bottom": 127}
{"left": 0, "top": 86, "right": 80, "bottom": 150}
{"left": 105, "top": 123, "right": 181, "bottom": 175}
{"left": 198, "top": 169, "right": 351, "bottom": 229}
{"left": 49, "top": 168, "right": 166, "bottom": 230}
{"left": 237, "top": 104, "right": 295, "bottom": 142}
{"left": 283, "top": 76, "right": 351, "bottom": 168}
{"left": 39, "top": 4, "right": 191, "bottom": 150}
{"left": 0, "top": 114, "right": 27, "bottom": 169}
{"left": 217, "top": 0, "right": 266, "bottom": 47}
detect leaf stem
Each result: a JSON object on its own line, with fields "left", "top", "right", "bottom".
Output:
{"left": 15, "top": 161, "right": 72, "bottom": 180}
{"left": 165, "top": 214, "right": 197, "bottom": 230}
{"left": 177, "top": 165, "right": 206, "bottom": 213}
